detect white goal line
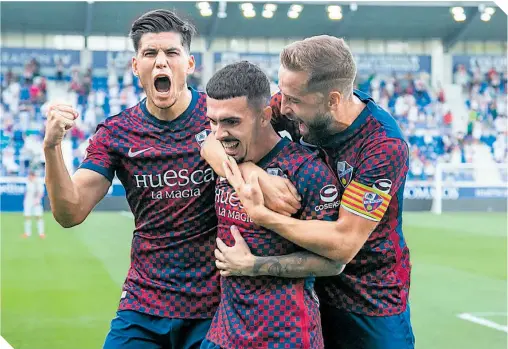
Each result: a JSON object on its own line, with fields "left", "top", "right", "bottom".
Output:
{"left": 457, "top": 313, "right": 508, "bottom": 333}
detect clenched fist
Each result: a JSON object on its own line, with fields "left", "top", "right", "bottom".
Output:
{"left": 44, "top": 103, "right": 79, "bottom": 148}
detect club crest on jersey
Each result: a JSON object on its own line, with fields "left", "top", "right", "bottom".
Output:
{"left": 266, "top": 167, "right": 287, "bottom": 178}
{"left": 363, "top": 192, "right": 384, "bottom": 212}
{"left": 195, "top": 129, "right": 211, "bottom": 147}
{"left": 337, "top": 161, "right": 353, "bottom": 188}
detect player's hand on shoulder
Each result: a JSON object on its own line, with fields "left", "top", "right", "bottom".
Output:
{"left": 43, "top": 102, "right": 79, "bottom": 148}
{"left": 259, "top": 173, "right": 301, "bottom": 216}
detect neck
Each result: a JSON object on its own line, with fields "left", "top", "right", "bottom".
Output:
{"left": 249, "top": 128, "right": 282, "bottom": 164}
{"left": 334, "top": 94, "right": 366, "bottom": 131}
{"left": 146, "top": 87, "right": 192, "bottom": 121}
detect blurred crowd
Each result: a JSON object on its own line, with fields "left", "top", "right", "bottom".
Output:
{"left": 1, "top": 58, "right": 202, "bottom": 176}
{"left": 1, "top": 57, "right": 506, "bottom": 183}
{"left": 357, "top": 66, "right": 507, "bottom": 181}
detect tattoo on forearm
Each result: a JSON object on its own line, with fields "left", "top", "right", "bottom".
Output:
{"left": 267, "top": 261, "right": 284, "bottom": 277}
{"left": 252, "top": 252, "right": 341, "bottom": 278}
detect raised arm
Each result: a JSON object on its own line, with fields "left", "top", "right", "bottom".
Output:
{"left": 44, "top": 104, "right": 113, "bottom": 227}
{"left": 45, "top": 147, "right": 110, "bottom": 227}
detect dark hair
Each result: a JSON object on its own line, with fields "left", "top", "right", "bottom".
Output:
{"left": 129, "top": 9, "right": 196, "bottom": 53}
{"left": 206, "top": 61, "right": 271, "bottom": 110}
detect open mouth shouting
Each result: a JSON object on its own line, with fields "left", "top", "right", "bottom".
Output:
{"left": 154, "top": 74, "right": 172, "bottom": 96}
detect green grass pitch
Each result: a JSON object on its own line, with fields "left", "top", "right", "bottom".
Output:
{"left": 1, "top": 212, "right": 506, "bottom": 349}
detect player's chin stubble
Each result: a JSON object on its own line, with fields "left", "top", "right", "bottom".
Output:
{"left": 304, "top": 112, "right": 341, "bottom": 146}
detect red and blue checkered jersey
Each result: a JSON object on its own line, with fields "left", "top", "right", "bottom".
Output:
{"left": 80, "top": 88, "right": 220, "bottom": 319}
{"left": 271, "top": 90, "right": 411, "bottom": 317}
{"left": 206, "top": 137, "right": 340, "bottom": 349}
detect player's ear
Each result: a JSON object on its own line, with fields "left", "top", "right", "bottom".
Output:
{"left": 187, "top": 54, "right": 196, "bottom": 75}
{"left": 328, "top": 91, "right": 341, "bottom": 111}
{"left": 132, "top": 56, "right": 139, "bottom": 78}
{"left": 260, "top": 106, "right": 272, "bottom": 126}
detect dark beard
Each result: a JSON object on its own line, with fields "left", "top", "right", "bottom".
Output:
{"left": 304, "top": 112, "right": 338, "bottom": 147}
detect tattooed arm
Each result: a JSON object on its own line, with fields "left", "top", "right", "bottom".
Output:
{"left": 215, "top": 226, "right": 345, "bottom": 278}
{"left": 250, "top": 251, "right": 345, "bottom": 278}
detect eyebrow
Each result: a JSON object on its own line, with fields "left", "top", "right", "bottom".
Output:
{"left": 281, "top": 91, "right": 300, "bottom": 101}
{"left": 142, "top": 46, "right": 181, "bottom": 52}
{"left": 278, "top": 86, "right": 299, "bottom": 100}
{"left": 208, "top": 116, "right": 240, "bottom": 122}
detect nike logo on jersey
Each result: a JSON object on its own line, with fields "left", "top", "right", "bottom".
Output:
{"left": 128, "top": 147, "right": 153, "bottom": 157}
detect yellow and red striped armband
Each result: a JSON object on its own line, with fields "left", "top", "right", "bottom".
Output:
{"left": 341, "top": 180, "right": 391, "bottom": 222}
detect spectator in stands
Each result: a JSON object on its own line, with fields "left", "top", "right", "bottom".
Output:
{"left": 6, "top": 77, "right": 21, "bottom": 114}
{"left": 467, "top": 103, "right": 479, "bottom": 135}
{"left": 30, "top": 58, "right": 41, "bottom": 78}
{"left": 108, "top": 84, "right": 121, "bottom": 115}
{"left": 56, "top": 59, "right": 64, "bottom": 82}
{"left": 493, "top": 136, "right": 506, "bottom": 163}
{"left": 20, "top": 133, "right": 44, "bottom": 171}
{"left": 423, "top": 159, "right": 435, "bottom": 179}
{"left": 410, "top": 155, "right": 424, "bottom": 180}
{"left": 123, "top": 63, "right": 133, "bottom": 87}
{"left": 3, "top": 69, "right": 14, "bottom": 89}
{"left": 2, "top": 107, "right": 14, "bottom": 136}
{"left": 29, "top": 78, "right": 42, "bottom": 103}
{"left": 494, "top": 115, "right": 507, "bottom": 135}
{"left": 107, "top": 62, "right": 118, "bottom": 88}
{"left": 23, "top": 62, "right": 34, "bottom": 83}
{"left": 2, "top": 146, "right": 19, "bottom": 175}
{"left": 407, "top": 98, "right": 418, "bottom": 123}
{"left": 449, "top": 145, "right": 463, "bottom": 165}
{"left": 443, "top": 109, "right": 453, "bottom": 129}
{"left": 454, "top": 64, "right": 470, "bottom": 91}
{"left": 82, "top": 68, "right": 92, "bottom": 105}
{"left": 378, "top": 89, "right": 390, "bottom": 110}
{"left": 497, "top": 94, "right": 507, "bottom": 116}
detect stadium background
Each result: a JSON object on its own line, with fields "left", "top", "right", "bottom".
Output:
{"left": 0, "top": 1, "right": 506, "bottom": 348}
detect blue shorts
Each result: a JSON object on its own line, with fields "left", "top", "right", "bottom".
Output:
{"left": 321, "top": 305, "right": 415, "bottom": 349}
{"left": 103, "top": 310, "right": 212, "bottom": 349}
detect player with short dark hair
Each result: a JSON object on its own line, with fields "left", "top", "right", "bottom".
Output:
{"left": 43, "top": 10, "right": 299, "bottom": 349}
{"left": 45, "top": 9, "right": 216, "bottom": 349}
{"left": 204, "top": 36, "right": 415, "bottom": 349}
{"left": 200, "top": 61, "right": 344, "bottom": 349}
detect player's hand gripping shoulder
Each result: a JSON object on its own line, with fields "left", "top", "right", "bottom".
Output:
{"left": 201, "top": 133, "right": 301, "bottom": 216}
{"left": 43, "top": 103, "right": 79, "bottom": 148}
{"left": 243, "top": 161, "right": 301, "bottom": 217}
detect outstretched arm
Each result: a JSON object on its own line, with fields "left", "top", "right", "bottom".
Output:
{"left": 215, "top": 226, "right": 344, "bottom": 277}
{"left": 222, "top": 137, "right": 409, "bottom": 264}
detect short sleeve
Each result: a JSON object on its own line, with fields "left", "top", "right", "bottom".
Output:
{"left": 79, "top": 124, "right": 119, "bottom": 182}
{"left": 341, "top": 138, "right": 409, "bottom": 222}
